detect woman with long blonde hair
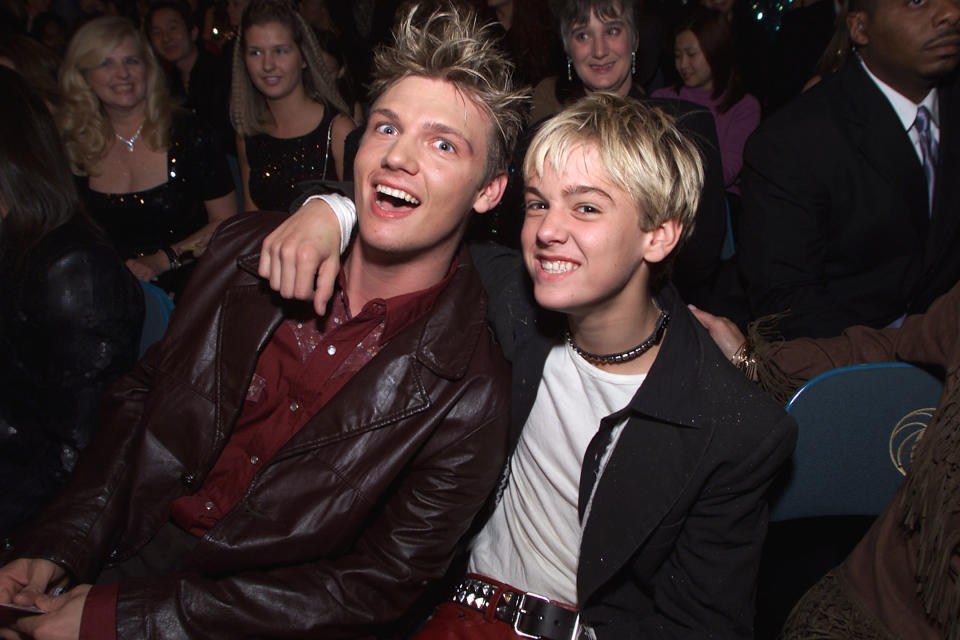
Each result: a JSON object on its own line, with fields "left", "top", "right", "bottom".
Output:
{"left": 232, "top": 0, "right": 354, "bottom": 212}
{"left": 59, "top": 16, "right": 236, "bottom": 295}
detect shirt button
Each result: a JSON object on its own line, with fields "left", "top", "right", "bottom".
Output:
{"left": 290, "top": 400, "right": 299, "bottom": 411}
{"left": 326, "top": 344, "right": 337, "bottom": 355}
{"left": 204, "top": 501, "right": 214, "bottom": 511}
{"left": 250, "top": 455, "right": 259, "bottom": 465}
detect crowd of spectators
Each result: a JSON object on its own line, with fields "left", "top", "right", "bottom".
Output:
{"left": 0, "top": 0, "right": 957, "bottom": 637}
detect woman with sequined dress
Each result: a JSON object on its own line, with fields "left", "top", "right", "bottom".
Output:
{"left": 232, "top": 0, "right": 354, "bottom": 213}
{"left": 58, "top": 16, "right": 236, "bottom": 296}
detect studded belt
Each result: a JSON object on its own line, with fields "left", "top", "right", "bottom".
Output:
{"left": 450, "top": 574, "right": 589, "bottom": 640}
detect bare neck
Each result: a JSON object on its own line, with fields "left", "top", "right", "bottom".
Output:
{"left": 106, "top": 101, "right": 147, "bottom": 136}
{"left": 340, "top": 241, "right": 455, "bottom": 316}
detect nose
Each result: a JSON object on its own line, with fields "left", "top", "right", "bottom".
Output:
{"left": 933, "top": 0, "right": 960, "bottom": 25}
{"left": 534, "top": 207, "right": 568, "bottom": 246}
{"left": 381, "top": 133, "right": 419, "bottom": 175}
{"left": 117, "top": 62, "right": 131, "bottom": 78}
{"left": 262, "top": 51, "right": 275, "bottom": 71}
{"left": 592, "top": 34, "right": 608, "bottom": 59}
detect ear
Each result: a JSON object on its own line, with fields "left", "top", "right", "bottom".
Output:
{"left": 472, "top": 172, "right": 508, "bottom": 214}
{"left": 191, "top": 26, "right": 200, "bottom": 42}
{"left": 642, "top": 218, "right": 682, "bottom": 264}
{"left": 846, "top": 11, "right": 869, "bottom": 46}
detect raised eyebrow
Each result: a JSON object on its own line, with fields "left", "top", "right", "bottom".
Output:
{"left": 369, "top": 107, "right": 399, "bottom": 123}
{"left": 422, "top": 121, "right": 473, "bottom": 154}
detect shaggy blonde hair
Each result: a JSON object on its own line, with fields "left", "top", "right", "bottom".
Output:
{"left": 525, "top": 93, "right": 702, "bottom": 265}
{"left": 230, "top": 0, "right": 350, "bottom": 136}
{"left": 369, "top": 2, "right": 530, "bottom": 182}
{"left": 58, "top": 17, "right": 172, "bottom": 175}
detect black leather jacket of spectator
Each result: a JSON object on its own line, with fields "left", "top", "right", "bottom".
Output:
{"left": 0, "top": 215, "right": 143, "bottom": 535}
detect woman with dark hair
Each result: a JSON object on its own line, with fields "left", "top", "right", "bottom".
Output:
{"left": 232, "top": 0, "right": 354, "bottom": 212}
{"left": 653, "top": 7, "right": 760, "bottom": 195}
{"left": 0, "top": 67, "right": 143, "bottom": 536}
{"left": 58, "top": 16, "right": 236, "bottom": 296}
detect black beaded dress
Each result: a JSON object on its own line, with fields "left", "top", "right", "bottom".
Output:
{"left": 76, "top": 112, "right": 234, "bottom": 295}
{"left": 244, "top": 107, "right": 336, "bottom": 212}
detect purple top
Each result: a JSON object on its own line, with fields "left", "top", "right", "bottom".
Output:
{"left": 651, "top": 85, "right": 761, "bottom": 194}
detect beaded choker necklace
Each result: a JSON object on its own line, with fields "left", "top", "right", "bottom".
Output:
{"left": 565, "top": 309, "right": 670, "bottom": 365}
{"left": 115, "top": 124, "right": 144, "bottom": 153}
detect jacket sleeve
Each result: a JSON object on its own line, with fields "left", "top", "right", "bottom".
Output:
{"left": 111, "top": 398, "right": 511, "bottom": 638}
{"left": 595, "top": 411, "right": 797, "bottom": 639}
{"left": 5, "top": 338, "right": 161, "bottom": 580}
{"left": 761, "top": 280, "right": 960, "bottom": 389}
{"left": 738, "top": 118, "right": 867, "bottom": 339}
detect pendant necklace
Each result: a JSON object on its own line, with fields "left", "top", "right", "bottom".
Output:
{"left": 116, "top": 123, "right": 144, "bottom": 153}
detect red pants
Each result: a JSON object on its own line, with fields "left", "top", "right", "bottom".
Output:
{"left": 413, "top": 574, "right": 576, "bottom": 640}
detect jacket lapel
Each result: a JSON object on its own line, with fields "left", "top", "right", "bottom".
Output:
{"left": 927, "top": 75, "right": 960, "bottom": 266}
{"left": 576, "top": 287, "right": 715, "bottom": 604}
{"left": 835, "top": 63, "right": 930, "bottom": 234}
{"left": 215, "top": 280, "right": 284, "bottom": 440}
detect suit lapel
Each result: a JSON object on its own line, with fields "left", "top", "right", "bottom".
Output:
{"left": 927, "top": 77, "right": 960, "bottom": 266}
{"left": 836, "top": 64, "right": 930, "bottom": 233}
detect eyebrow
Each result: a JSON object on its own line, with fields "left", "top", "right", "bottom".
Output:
{"left": 523, "top": 184, "right": 614, "bottom": 201}
{"left": 369, "top": 107, "right": 474, "bottom": 155}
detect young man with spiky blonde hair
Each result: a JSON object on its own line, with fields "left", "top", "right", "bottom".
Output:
{"left": 0, "top": 5, "right": 527, "bottom": 638}
{"left": 261, "top": 93, "right": 796, "bottom": 638}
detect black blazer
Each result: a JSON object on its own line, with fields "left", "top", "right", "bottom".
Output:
{"left": 471, "top": 244, "right": 797, "bottom": 638}
{"left": 740, "top": 62, "right": 960, "bottom": 339}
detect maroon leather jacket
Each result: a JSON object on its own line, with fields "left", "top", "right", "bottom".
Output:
{"left": 4, "top": 213, "right": 511, "bottom": 638}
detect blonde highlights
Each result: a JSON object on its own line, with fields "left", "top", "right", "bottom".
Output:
{"left": 525, "top": 92, "right": 703, "bottom": 243}
{"left": 57, "top": 16, "right": 172, "bottom": 175}
{"left": 230, "top": 0, "right": 350, "bottom": 137}
{"left": 368, "top": 2, "right": 530, "bottom": 182}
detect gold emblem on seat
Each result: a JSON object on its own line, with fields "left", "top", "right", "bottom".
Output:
{"left": 889, "top": 408, "right": 935, "bottom": 476}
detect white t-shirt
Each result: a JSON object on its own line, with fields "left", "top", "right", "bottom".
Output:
{"left": 468, "top": 342, "right": 645, "bottom": 604}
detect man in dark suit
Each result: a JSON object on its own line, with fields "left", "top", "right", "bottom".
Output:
{"left": 739, "top": 0, "right": 960, "bottom": 339}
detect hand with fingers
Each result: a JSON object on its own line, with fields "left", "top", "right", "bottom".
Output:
{"left": 688, "top": 304, "right": 746, "bottom": 360}
{"left": 0, "top": 559, "right": 70, "bottom": 639}
{"left": 259, "top": 197, "right": 345, "bottom": 316}
{"left": 2, "top": 584, "right": 89, "bottom": 640}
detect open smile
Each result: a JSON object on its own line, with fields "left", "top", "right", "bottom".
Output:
{"left": 372, "top": 183, "right": 422, "bottom": 218}
{"left": 536, "top": 256, "right": 580, "bottom": 276}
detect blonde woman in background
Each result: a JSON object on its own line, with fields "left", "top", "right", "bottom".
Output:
{"left": 58, "top": 16, "right": 236, "bottom": 296}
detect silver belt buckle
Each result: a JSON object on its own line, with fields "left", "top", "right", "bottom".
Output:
{"left": 513, "top": 591, "right": 547, "bottom": 639}
{"left": 512, "top": 591, "right": 583, "bottom": 640}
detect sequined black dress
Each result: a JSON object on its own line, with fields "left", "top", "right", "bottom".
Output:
{"left": 76, "top": 113, "right": 234, "bottom": 294}
{"left": 244, "top": 107, "right": 336, "bottom": 212}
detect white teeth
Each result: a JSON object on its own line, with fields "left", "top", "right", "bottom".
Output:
{"left": 540, "top": 259, "right": 578, "bottom": 274}
{"left": 376, "top": 184, "right": 420, "bottom": 205}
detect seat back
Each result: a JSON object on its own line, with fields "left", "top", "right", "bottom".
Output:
{"left": 138, "top": 280, "right": 175, "bottom": 357}
{"left": 769, "top": 362, "right": 943, "bottom": 521}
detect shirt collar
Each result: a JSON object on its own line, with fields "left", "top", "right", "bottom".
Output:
{"left": 859, "top": 55, "right": 939, "bottom": 130}
{"left": 336, "top": 254, "right": 459, "bottom": 343}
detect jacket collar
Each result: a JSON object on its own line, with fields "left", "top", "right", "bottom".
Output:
{"left": 234, "top": 245, "right": 486, "bottom": 381}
